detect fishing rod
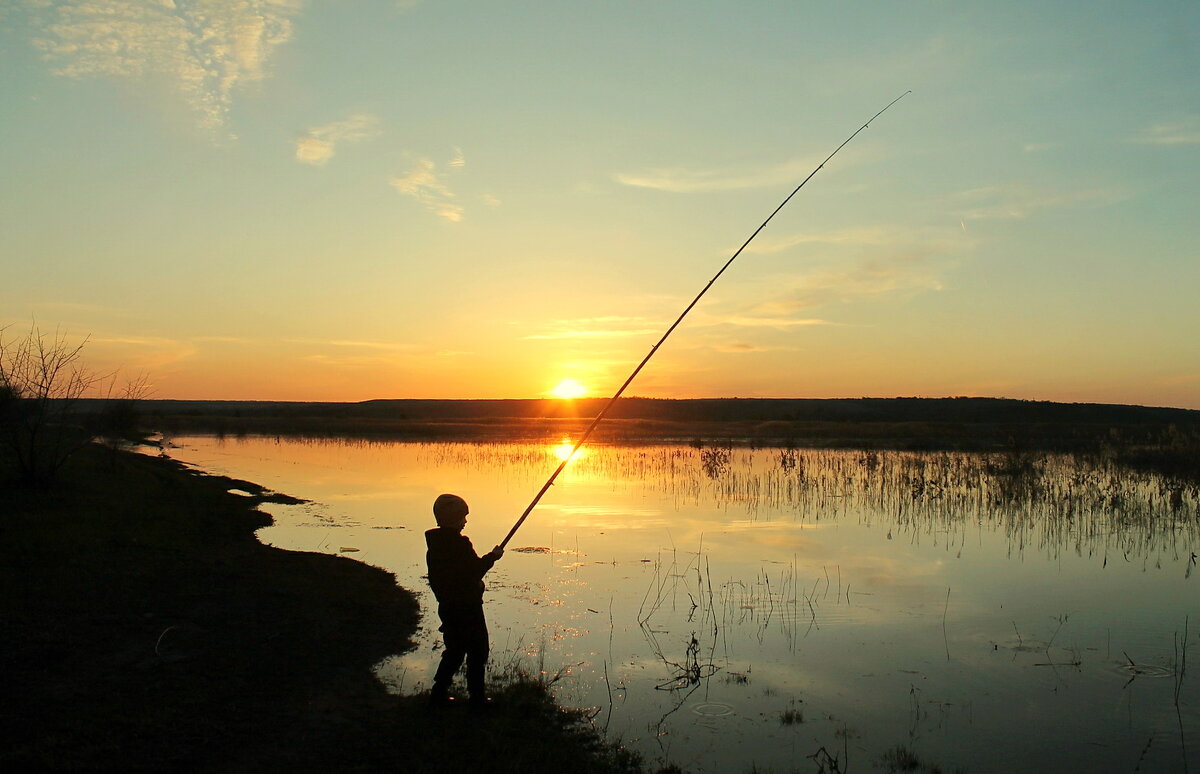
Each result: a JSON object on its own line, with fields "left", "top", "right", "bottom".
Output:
{"left": 498, "top": 91, "right": 911, "bottom": 549}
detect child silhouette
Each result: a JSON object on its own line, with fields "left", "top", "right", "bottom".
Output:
{"left": 424, "top": 493, "right": 503, "bottom": 708}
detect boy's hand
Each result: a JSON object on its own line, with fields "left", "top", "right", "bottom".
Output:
{"left": 487, "top": 545, "right": 504, "bottom": 560}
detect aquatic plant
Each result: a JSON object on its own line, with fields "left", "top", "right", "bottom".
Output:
{"left": 779, "top": 700, "right": 804, "bottom": 725}
{"left": 550, "top": 445, "right": 1200, "bottom": 564}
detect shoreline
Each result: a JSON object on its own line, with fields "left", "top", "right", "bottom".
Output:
{"left": 1, "top": 444, "right": 651, "bottom": 773}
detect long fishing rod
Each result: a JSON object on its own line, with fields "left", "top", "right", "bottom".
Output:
{"left": 498, "top": 91, "right": 911, "bottom": 549}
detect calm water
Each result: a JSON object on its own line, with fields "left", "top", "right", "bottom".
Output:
{"left": 164, "top": 436, "right": 1199, "bottom": 773}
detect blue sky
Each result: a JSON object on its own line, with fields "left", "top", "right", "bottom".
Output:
{"left": 2, "top": 0, "right": 1197, "bottom": 407}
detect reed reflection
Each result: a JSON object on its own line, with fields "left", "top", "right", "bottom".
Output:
{"left": 553, "top": 444, "right": 1199, "bottom": 563}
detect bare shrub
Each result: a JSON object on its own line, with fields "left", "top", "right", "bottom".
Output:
{"left": 94, "top": 372, "right": 153, "bottom": 452}
{"left": 0, "top": 324, "right": 103, "bottom": 486}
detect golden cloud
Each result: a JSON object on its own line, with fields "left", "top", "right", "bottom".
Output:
{"left": 28, "top": 0, "right": 303, "bottom": 134}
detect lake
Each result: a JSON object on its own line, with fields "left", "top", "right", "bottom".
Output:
{"left": 163, "top": 435, "right": 1198, "bottom": 773}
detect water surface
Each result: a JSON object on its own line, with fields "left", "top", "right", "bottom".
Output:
{"left": 165, "top": 436, "right": 1199, "bottom": 773}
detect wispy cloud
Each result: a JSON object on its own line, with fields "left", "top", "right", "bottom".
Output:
{"left": 747, "top": 227, "right": 898, "bottom": 255}
{"left": 295, "top": 113, "right": 382, "bottom": 165}
{"left": 719, "top": 316, "right": 833, "bottom": 329}
{"left": 712, "top": 341, "right": 800, "bottom": 353}
{"left": 292, "top": 337, "right": 421, "bottom": 368}
{"left": 3, "top": 301, "right": 140, "bottom": 321}
{"left": 191, "top": 335, "right": 256, "bottom": 344}
{"left": 951, "top": 184, "right": 1127, "bottom": 221}
{"left": 87, "top": 333, "right": 197, "bottom": 370}
{"left": 524, "top": 328, "right": 660, "bottom": 341}
{"left": 390, "top": 156, "right": 464, "bottom": 222}
{"left": 523, "top": 315, "right": 659, "bottom": 341}
{"left": 1129, "top": 119, "right": 1200, "bottom": 146}
{"left": 615, "top": 156, "right": 822, "bottom": 193}
{"left": 26, "top": 0, "right": 302, "bottom": 134}
{"left": 90, "top": 334, "right": 174, "bottom": 347}
{"left": 301, "top": 353, "right": 398, "bottom": 368}
{"left": 748, "top": 247, "right": 952, "bottom": 319}
{"left": 284, "top": 337, "right": 418, "bottom": 352}
{"left": 327, "top": 339, "right": 403, "bottom": 350}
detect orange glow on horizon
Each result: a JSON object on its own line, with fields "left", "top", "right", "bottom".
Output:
{"left": 548, "top": 378, "right": 588, "bottom": 400}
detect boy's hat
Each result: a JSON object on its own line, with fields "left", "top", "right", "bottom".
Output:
{"left": 433, "top": 493, "right": 469, "bottom": 526}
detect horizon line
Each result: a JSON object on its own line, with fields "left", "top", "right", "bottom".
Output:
{"left": 77, "top": 395, "right": 1200, "bottom": 412}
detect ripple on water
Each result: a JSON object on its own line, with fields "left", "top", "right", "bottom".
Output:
{"left": 692, "top": 701, "right": 735, "bottom": 717}
{"left": 1112, "top": 662, "right": 1178, "bottom": 679}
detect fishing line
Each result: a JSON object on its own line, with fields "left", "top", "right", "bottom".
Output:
{"left": 499, "top": 91, "right": 911, "bottom": 549}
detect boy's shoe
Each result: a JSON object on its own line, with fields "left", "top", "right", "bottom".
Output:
{"left": 468, "top": 696, "right": 495, "bottom": 712}
{"left": 428, "top": 688, "right": 457, "bottom": 709}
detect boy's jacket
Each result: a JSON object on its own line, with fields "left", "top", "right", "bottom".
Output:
{"left": 425, "top": 528, "right": 498, "bottom": 606}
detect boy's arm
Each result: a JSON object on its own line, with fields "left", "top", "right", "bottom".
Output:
{"left": 460, "top": 537, "right": 502, "bottom": 577}
{"left": 478, "top": 544, "right": 503, "bottom": 574}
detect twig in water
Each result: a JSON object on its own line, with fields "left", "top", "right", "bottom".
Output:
{"left": 1176, "top": 616, "right": 1191, "bottom": 774}
{"left": 1046, "top": 613, "right": 1069, "bottom": 650}
{"left": 654, "top": 633, "right": 720, "bottom": 691}
{"left": 808, "top": 745, "right": 844, "bottom": 774}
{"left": 603, "top": 660, "right": 614, "bottom": 732}
{"left": 1133, "top": 735, "right": 1154, "bottom": 773}
{"left": 154, "top": 625, "right": 178, "bottom": 656}
{"left": 1175, "top": 616, "right": 1189, "bottom": 706}
{"left": 942, "top": 587, "right": 951, "bottom": 661}
{"left": 908, "top": 684, "right": 923, "bottom": 735}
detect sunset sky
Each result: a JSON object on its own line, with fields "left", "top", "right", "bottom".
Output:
{"left": 2, "top": 1, "right": 1197, "bottom": 408}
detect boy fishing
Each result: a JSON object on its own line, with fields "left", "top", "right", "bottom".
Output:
{"left": 425, "top": 493, "right": 504, "bottom": 708}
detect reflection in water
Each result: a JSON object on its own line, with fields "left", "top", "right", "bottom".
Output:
{"left": 165, "top": 437, "right": 1199, "bottom": 774}
{"left": 552, "top": 438, "right": 588, "bottom": 463}
{"left": 559, "top": 445, "right": 1199, "bottom": 562}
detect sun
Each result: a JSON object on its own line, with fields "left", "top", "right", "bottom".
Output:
{"left": 548, "top": 378, "right": 588, "bottom": 400}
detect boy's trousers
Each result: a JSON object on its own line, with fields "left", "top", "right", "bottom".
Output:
{"left": 433, "top": 603, "right": 489, "bottom": 697}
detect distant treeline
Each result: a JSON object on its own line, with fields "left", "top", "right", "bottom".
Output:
{"left": 85, "top": 395, "right": 1200, "bottom": 424}
{"left": 71, "top": 396, "right": 1200, "bottom": 457}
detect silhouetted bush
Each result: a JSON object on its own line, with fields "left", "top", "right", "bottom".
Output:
{"left": 0, "top": 325, "right": 99, "bottom": 487}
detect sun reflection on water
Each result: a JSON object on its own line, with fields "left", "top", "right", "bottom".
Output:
{"left": 551, "top": 438, "right": 587, "bottom": 463}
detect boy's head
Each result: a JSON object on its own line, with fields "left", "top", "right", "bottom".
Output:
{"left": 433, "top": 493, "right": 469, "bottom": 529}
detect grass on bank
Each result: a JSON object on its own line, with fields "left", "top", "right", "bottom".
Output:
{"left": 1, "top": 443, "right": 655, "bottom": 774}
